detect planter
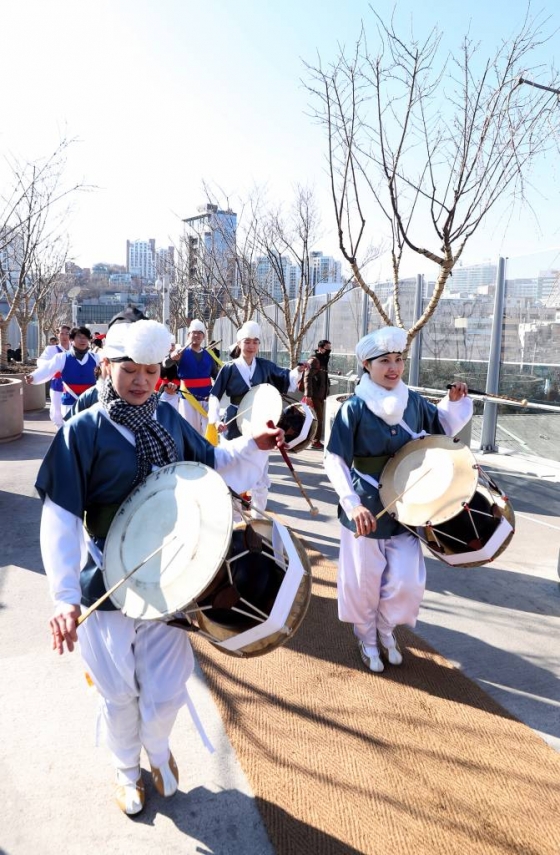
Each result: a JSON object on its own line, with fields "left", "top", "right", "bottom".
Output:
{"left": 0, "top": 378, "right": 24, "bottom": 443}
{"left": 1, "top": 371, "right": 46, "bottom": 411}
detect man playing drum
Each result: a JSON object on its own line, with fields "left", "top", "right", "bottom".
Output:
{"left": 166, "top": 319, "right": 220, "bottom": 435}
{"left": 35, "top": 319, "right": 284, "bottom": 817}
{"left": 324, "top": 327, "right": 472, "bottom": 674}
{"left": 207, "top": 320, "right": 303, "bottom": 516}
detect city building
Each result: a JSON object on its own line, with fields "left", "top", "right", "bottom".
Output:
{"left": 126, "top": 239, "right": 156, "bottom": 283}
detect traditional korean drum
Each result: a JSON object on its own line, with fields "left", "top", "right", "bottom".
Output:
{"left": 236, "top": 384, "right": 317, "bottom": 451}
{"left": 378, "top": 435, "right": 515, "bottom": 568}
{"left": 102, "top": 462, "right": 312, "bottom": 656}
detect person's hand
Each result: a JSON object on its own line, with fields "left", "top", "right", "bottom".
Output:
{"left": 217, "top": 422, "right": 228, "bottom": 434}
{"left": 253, "top": 424, "right": 285, "bottom": 451}
{"left": 351, "top": 504, "right": 377, "bottom": 537}
{"left": 49, "top": 603, "right": 81, "bottom": 655}
{"left": 448, "top": 382, "right": 469, "bottom": 402}
{"left": 301, "top": 396, "right": 313, "bottom": 406}
{"left": 25, "top": 374, "right": 34, "bottom": 385}
{"left": 164, "top": 382, "right": 177, "bottom": 394}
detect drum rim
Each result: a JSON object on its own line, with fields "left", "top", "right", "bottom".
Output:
{"left": 102, "top": 461, "right": 234, "bottom": 619}
{"left": 379, "top": 435, "right": 479, "bottom": 527}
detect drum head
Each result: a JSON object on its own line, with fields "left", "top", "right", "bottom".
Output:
{"left": 237, "top": 383, "right": 283, "bottom": 436}
{"left": 379, "top": 435, "right": 478, "bottom": 527}
{"left": 103, "top": 462, "right": 233, "bottom": 619}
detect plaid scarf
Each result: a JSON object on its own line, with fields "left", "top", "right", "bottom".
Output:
{"left": 99, "top": 377, "right": 178, "bottom": 486}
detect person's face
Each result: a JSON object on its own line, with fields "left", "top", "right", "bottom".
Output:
{"left": 58, "top": 329, "right": 70, "bottom": 347}
{"left": 240, "top": 337, "right": 260, "bottom": 360}
{"left": 319, "top": 343, "right": 331, "bottom": 354}
{"left": 363, "top": 352, "right": 405, "bottom": 390}
{"left": 72, "top": 333, "right": 90, "bottom": 351}
{"left": 106, "top": 361, "right": 159, "bottom": 405}
{"left": 189, "top": 331, "right": 205, "bottom": 349}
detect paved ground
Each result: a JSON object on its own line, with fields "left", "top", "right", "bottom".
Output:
{"left": 1, "top": 406, "right": 559, "bottom": 854}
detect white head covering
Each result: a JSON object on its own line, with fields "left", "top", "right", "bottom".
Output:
{"left": 104, "top": 320, "right": 173, "bottom": 364}
{"left": 189, "top": 319, "right": 206, "bottom": 334}
{"left": 237, "top": 320, "right": 261, "bottom": 342}
{"left": 355, "top": 326, "right": 408, "bottom": 363}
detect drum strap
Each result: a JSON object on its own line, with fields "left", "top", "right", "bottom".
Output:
{"left": 353, "top": 468, "right": 380, "bottom": 490}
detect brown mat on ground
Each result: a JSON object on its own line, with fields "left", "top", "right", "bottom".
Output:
{"left": 192, "top": 547, "right": 560, "bottom": 855}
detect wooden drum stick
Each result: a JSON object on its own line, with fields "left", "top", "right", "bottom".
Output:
{"left": 267, "top": 420, "right": 319, "bottom": 516}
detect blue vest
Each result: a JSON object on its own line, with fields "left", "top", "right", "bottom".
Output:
{"left": 177, "top": 349, "right": 214, "bottom": 400}
{"left": 61, "top": 353, "right": 97, "bottom": 406}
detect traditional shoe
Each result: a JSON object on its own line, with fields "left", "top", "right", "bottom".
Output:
{"left": 311, "top": 440, "right": 324, "bottom": 449}
{"left": 378, "top": 632, "right": 403, "bottom": 666}
{"left": 151, "top": 753, "right": 179, "bottom": 797}
{"left": 115, "top": 775, "right": 145, "bottom": 816}
{"left": 358, "top": 640, "right": 384, "bottom": 673}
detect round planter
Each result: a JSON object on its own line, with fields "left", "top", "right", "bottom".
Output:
{"left": 4, "top": 371, "right": 47, "bottom": 411}
{"left": 0, "top": 377, "right": 24, "bottom": 442}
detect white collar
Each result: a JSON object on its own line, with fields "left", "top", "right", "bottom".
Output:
{"left": 354, "top": 375, "right": 409, "bottom": 425}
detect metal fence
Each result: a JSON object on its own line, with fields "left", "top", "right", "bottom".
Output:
{"left": 213, "top": 252, "right": 560, "bottom": 462}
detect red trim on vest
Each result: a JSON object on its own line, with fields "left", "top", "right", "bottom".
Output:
{"left": 181, "top": 378, "right": 212, "bottom": 389}
{"left": 67, "top": 383, "right": 92, "bottom": 395}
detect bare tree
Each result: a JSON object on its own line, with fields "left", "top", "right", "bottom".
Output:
{"left": 176, "top": 186, "right": 358, "bottom": 363}
{"left": 251, "top": 186, "right": 356, "bottom": 365}
{"left": 305, "top": 8, "right": 560, "bottom": 345}
{"left": 0, "top": 140, "right": 82, "bottom": 368}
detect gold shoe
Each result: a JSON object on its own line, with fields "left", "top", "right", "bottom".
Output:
{"left": 151, "top": 753, "right": 179, "bottom": 797}
{"left": 115, "top": 776, "right": 145, "bottom": 816}
{"left": 378, "top": 632, "right": 403, "bottom": 666}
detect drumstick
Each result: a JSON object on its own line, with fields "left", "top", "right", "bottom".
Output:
{"left": 267, "top": 420, "right": 319, "bottom": 516}
{"left": 353, "top": 468, "right": 432, "bottom": 537}
{"left": 76, "top": 536, "right": 179, "bottom": 626}
{"left": 222, "top": 404, "right": 253, "bottom": 427}
{"left": 446, "top": 383, "right": 528, "bottom": 407}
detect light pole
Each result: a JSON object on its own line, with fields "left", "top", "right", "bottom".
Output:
{"left": 155, "top": 275, "right": 170, "bottom": 328}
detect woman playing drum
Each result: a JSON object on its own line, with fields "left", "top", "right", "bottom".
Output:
{"left": 207, "top": 320, "right": 302, "bottom": 515}
{"left": 35, "top": 319, "right": 284, "bottom": 817}
{"left": 324, "top": 327, "right": 472, "bottom": 674}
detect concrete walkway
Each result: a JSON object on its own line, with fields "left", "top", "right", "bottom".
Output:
{"left": 1, "top": 407, "right": 559, "bottom": 854}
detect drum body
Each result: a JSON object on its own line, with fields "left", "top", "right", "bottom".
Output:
{"left": 379, "top": 436, "right": 515, "bottom": 568}
{"left": 278, "top": 401, "right": 317, "bottom": 452}
{"left": 178, "top": 518, "right": 312, "bottom": 657}
{"left": 102, "top": 462, "right": 311, "bottom": 655}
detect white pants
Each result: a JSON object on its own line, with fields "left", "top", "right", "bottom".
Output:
{"left": 337, "top": 527, "right": 426, "bottom": 646}
{"left": 78, "top": 611, "right": 194, "bottom": 776}
{"left": 249, "top": 463, "right": 271, "bottom": 519}
{"left": 49, "top": 389, "right": 64, "bottom": 428}
{"left": 177, "top": 396, "right": 208, "bottom": 436}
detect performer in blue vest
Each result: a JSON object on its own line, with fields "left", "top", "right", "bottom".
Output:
{"left": 36, "top": 325, "right": 71, "bottom": 427}
{"left": 165, "top": 319, "right": 219, "bottom": 435}
{"left": 324, "top": 327, "right": 472, "bottom": 674}
{"left": 35, "top": 319, "right": 284, "bottom": 817}
{"left": 208, "top": 320, "right": 302, "bottom": 516}
{"left": 27, "top": 326, "right": 99, "bottom": 422}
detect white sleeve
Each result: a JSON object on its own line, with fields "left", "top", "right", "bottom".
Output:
{"left": 160, "top": 390, "right": 179, "bottom": 410}
{"left": 214, "top": 436, "right": 270, "bottom": 493}
{"left": 30, "top": 351, "right": 66, "bottom": 384}
{"left": 324, "top": 450, "right": 362, "bottom": 516}
{"left": 207, "top": 394, "right": 221, "bottom": 425}
{"left": 437, "top": 395, "right": 473, "bottom": 437}
{"left": 40, "top": 497, "right": 85, "bottom": 608}
{"left": 287, "top": 367, "right": 300, "bottom": 393}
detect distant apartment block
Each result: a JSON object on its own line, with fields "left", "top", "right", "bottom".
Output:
{"left": 126, "top": 239, "right": 156, "bottom": 283}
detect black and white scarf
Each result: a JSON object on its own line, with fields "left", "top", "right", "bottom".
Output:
{"left": 99, "top": 377, "right": 179, "bottom": 486}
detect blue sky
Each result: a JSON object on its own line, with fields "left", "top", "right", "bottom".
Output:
{"left": 2, "top": 0, "right": 559, "bottom": 278}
